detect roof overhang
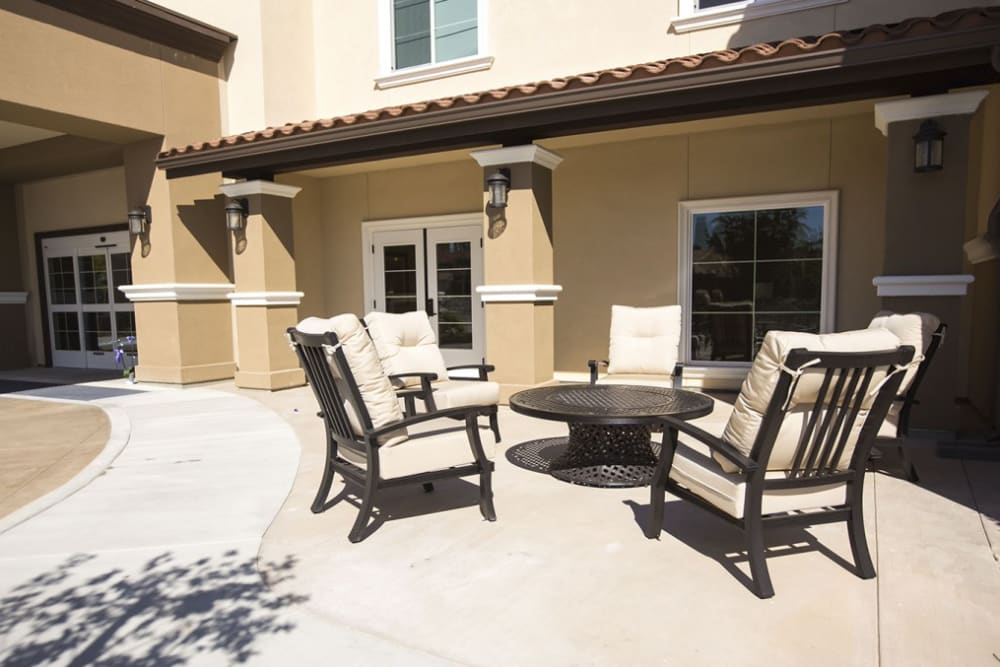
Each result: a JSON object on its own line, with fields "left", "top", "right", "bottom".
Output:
{"left": 157, "top": 11, "right": 1000, "bottom": 181}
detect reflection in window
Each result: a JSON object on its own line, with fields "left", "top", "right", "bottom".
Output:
{"left": 436, "top": 242, "right": 472, "bottom": 349}
{"left": 79, "top": 254, "right": 110, "bottom": 304}
{"left": 48, "top": 257, "right": 77, "bottom": 305}
{"left": 53, "top": 312, "right": 80, "bottom": 351}
{"left": 393, "top": 0, "right": 478, "bottom": 70}
{"left": 112, "top": 253, "right": 132, "bottom": 304}
{"left": 383, "top": 245, "right": 418, "bottom": 313}
{"left": 690, "top": 205, "right": 825, "bottom": 363}
{"left": 84, "top": 312, "right": 113, "bottom": 351}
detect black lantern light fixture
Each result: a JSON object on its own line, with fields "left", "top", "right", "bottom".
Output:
{"left": 486, "top": 168, "right": 511, "bottom": 209}
{"left": 225, "top": 198, "right": 248, "bottom": 232}
{"left": 127, "top": 206, "right": 150, "bottom": 237}
{"left": 913, "top": 119, "right": 945, "bottom": 173}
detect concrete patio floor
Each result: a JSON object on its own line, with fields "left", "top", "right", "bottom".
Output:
{"left": 0, "top": 371, "right": 997, "bottom": 666}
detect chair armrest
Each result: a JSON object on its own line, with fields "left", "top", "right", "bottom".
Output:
{"left": 368, "top": 404, "right": 491, "bottom": 438}
{"left": 672, "top": 362, "right": 684, "bottom": 389}
{"left": 446, "top": 364, "right": 495, "bottom": 381}
{"left": 587, "top": 359, "right": 608, "bottom": 385}
{"left": 660, "top": 415, "right": 756, "bottom": 473}
{"left": 388, "top": 371, "right": 438, "bottom": 384}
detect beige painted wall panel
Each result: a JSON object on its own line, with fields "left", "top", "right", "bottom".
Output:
{"left": 688, "top": 6, "right": 837, "bottom": 53}
{"left": 159, "top": 57, "right": 225, "bottom": 149}
{"left": 689, "top": 120, "right": 831, "bottom": 199}
{"left": 829, "top": 114, "right": 886, "bottom": 330}
{"left": 281, "top": 174, "right": 325, "bottom": 319}
{"left": 162, "top": 174, "right": 230, "bottom": 285}
{"left": 260, "top": 0, "right": 316, "bottom": 128}
{"left": 553, "top": 135, "right": 688, "bottom": 371}
{"left": 366, "top": 161, "right": 481, "bottom": 221}
{"left": 321, "top": 174, "right": 367, "bottom": 317}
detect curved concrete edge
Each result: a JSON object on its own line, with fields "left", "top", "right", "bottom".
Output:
{"left": 0, "top": 404, "right": 132, "bottom": 536}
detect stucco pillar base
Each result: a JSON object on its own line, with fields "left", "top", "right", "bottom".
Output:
{"left": 136, "top": 361, "right": 236, "bottom": 385}
{"left": 232, "top": 305, "right": 304, "bottom": 390}
{"left": 132, "top": 301, "right": 234, "bottom": 385}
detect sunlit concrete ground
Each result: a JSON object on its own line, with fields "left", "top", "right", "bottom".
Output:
{"left": 0, "top": 369, "right": 997, "bottom": 666}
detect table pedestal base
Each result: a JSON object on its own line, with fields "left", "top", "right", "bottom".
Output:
{"left": 549, "top": 423, "right": 657, "bottom": 488}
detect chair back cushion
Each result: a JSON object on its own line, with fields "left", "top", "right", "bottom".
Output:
{"left": 296, "top": 315, "right": 404, "bottom": 436}
{"left": 717, "top": 328, "right": 900, "bottom": 473}
{"left": 607, "top": 305, "right": 682, "bottom": 375}
{"left": 365, "top": 311, "right": 450, "bottom": 388}
{"left": 867, "top": 311, "right": 940, "bottom": 393}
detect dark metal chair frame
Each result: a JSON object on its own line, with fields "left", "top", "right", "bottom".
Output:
{"left": 646, "top": 345, "right": 914, "bottom": 599}
{"left": 288, "top": 327, "right": 497, "bottom": 543}
{"left": 587, "top": 359, "right": 684, "bottom": 389}
{"left": 881, "top": 323, "right": 946, "bottom": 482}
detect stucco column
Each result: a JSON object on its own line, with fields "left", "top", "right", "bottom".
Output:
{"left": 220, "top": 180, "right": 305, "bottom": 390}
{"left": 471, "top": 146, "right": 564, "bottom": 401}
{"left": 873, "top": 90, "right": 988, "bottom": 431}
{"left": 121, "top": 139, "right": 235, "bottom": 384}
{"left": 0, "top": 184, "right": 30, "bottom": 369}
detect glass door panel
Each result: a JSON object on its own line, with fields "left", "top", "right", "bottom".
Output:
{"left": 427, "top": 225, "right": 483, "bottom": 368}
{"left": 372, "top": 229, "right": 425, "bottom": 316}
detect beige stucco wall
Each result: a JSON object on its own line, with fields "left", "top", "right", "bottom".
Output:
{"left": 551, "top": 112, "right": 886, "bottom": 372}
{"left": 16, "top": 167, "right": 128, "bottom": 366}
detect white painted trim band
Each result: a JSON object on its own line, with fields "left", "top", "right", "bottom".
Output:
{"left": 0, "top": 291, "right": 28, "bottom": 305}
{"left": 228, "top": 291, "right": 304, "bottom": 306}
{"left": 670, "top": 0, "right": 847, "bottom": 34}
{"left": 119, "top": 283, "right": 235, "bottom": 302}
{"left": 873, "top": 274, "right": 974, "bottom": 296}
{"left": 220, "top": 180, "right": 302, "bottom": 199}
{"left": 477, "top": 284, "right": 563, "bottom": 303}
{"left": 874, "top": 90, "right": 990, "bottom": 135}
{"left": 471, "top": 145, "right": 564, "bottom": 171}
{"left": 375, "top": 55, "right": 494, "bottom": 89}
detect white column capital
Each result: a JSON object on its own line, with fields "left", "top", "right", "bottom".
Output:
{"left": 874, "top": 90, "right": 989, "bottom": 136}
{"left": 219, "top": 180, "right": 302, "bottom": 199}
{"left": 470, "top": 145, "right": 563, "bottom": 171}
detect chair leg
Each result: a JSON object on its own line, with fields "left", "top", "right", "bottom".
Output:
{"left": 847, "top": 502, "right": 876, "bottom": 580}
{"left": 489, "top": 410, "right": 502, "bottom": 444}
{"left": 745, "top": 517, "right": 774, "bottom": 599}
{"left": 646, "top": 427, "right": 678, "bottom": 539}
{"left": 349, "top": 466, "right": 379, "bottom": 543}
{"left": 899, "top": 444, "right": 919, "bottom": 483}
{"left": 479, "top": 465, "right": 497, "bottom": 522}
{"left": 310, "top": 458, "right": 337, "bottom": 514}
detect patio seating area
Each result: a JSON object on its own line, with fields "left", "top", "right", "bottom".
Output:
{"left": 0, "top": 368, "right": 997, "bottom": 665}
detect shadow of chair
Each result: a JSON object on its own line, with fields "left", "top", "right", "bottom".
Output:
{"left": 289, "top": 314, "right": 496, "bottom": 543}
{"left": 644, "top": 328, "right": 913, "bottom": 598}
{"left": 587, "top": 304, "right": 683, "bottom": 388}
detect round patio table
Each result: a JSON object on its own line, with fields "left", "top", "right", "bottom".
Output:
{"left": 509, "top": 384, "right": 713, "bottom": 488}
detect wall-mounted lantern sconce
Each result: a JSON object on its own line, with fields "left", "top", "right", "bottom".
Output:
{"left": 486, "top": 168, "right": 511, "bottom": 209}
{"left": 225, "top": 198, "right": 248, "bottom": 232}
{"left": 127, "top": 206, "right": 150, "bottom": 237}
{"left": 913, "top": 119, "right": 945, "bottom": 173}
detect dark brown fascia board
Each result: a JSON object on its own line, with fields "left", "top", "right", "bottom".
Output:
{"left": 157, "top": 22, "right": 1000, "bottom": 179}
{"left": 34, "top": 0, "right": 237, "bottom": 61}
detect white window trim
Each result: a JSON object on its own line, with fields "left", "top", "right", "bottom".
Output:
{"left": 376, "top": 0, "right": 491, "bottom": 89}
{"left": 671, "top": 0, "right": 849, "bottom": 34}
{"left": 677, "top": 190, "right": 839, "bottom": 372}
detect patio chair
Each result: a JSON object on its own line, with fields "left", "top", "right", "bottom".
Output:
{"left": 364, "top": 310, "right": 501, "bottom": 443}
{"left": 288, "top": 314, "right": 496, "bottom": 542}
{"left": 588, "top": 304, "right": 683, "bottom": 388}
{"left": 646, "top": 327, "right": 914, "bottom": 599}
{"left": 867, "top": 311, "right": 945, "bottom": 483}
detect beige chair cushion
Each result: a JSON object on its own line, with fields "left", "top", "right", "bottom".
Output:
{"left": 867, "top": 311, "right": 940, "bottom": 393}
{"left": 296, "top": 315, "right": 405, "bottom": 443}
{"left": 430, "top": 379, "right": 500, "bottom": 409}
{"left": 669, "top": 435, "right": 846, "bottom": 519}
{"left": 607, "top": 304, "right": 682, "bottom": 376}
{"left": 365, "top": 310, "right": 450, "bottom": 388}
{"left": 336, "top": 424, "right": 496, "bottom": 479}
{"left": 717, "top": 328, "right": 901, "bottom": 473}
{"left": 595, "top": 373, "right": 676, "bottom": 387}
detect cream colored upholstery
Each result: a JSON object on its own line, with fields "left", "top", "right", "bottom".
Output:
{"left": 716, "top": 328, "right": 901, "bottom": 473}
{"left": 606, "top": 304, "right": 682, "bottom": 376}
{"left": 867, "top": 311, "right": 940, "bottom": 393}
{"left": 669, "top": 436, "right": 846, "bottom": 519}
{"left": 365, "top": 310, "right": 499, "bottom": 410}
{"left": 336, "top": 424, "right": 496, "bottom": 479}
{"left": 296, "top": 315, "right": 406, "bottom": 444}
{"left": 595, "top": 373, "right": 676, "bottom": 387}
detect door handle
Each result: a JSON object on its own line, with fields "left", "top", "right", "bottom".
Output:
{"left": 426, "top": 298, "right": 436, "bottom": 317}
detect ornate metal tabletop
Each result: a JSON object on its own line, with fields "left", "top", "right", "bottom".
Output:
{"left": 509, "top": 384, "right": 714, "bottom": 488}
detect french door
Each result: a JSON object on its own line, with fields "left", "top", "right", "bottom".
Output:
{"left": 41, "top": 231, "right": 135, "bottom": 370}
{"left": 369, "top": 221, "right": 485, "bottom": 368}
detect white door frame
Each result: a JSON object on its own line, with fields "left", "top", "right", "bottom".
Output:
{"left": 362, "top": 212, "right": 485, "bottom": 365}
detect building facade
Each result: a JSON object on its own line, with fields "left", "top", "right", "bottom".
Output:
{"left": 2, "top": 0, "right": 999, "bottom": 434}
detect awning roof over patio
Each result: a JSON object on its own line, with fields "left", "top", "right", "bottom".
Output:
{"left": 156, "top": 6, "right": 1000, "bottom": 181}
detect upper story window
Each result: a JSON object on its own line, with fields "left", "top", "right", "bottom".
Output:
{"left": 678, "top": 191, "right": 838, "bottom": 365}
{"left": 377, "top": 0, "right": 492, "bottom": 89}
{"left": 671, "top": 0, "right": 849, "bottom": 34}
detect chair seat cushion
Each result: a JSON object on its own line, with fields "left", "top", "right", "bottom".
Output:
{"left": 669, "top": 435, "right": 846, "bottom": 519}
{"left": 430, "top": 379, "right": 500, "bottom": 409}
{"left": 337, "top": 424, "right": 495, "bottom": 479}
{"left": 877, "top": 403, "right": 901, "bottom": 438}
{"left": 595, "top": 374, "right": 675, "bottom": 387}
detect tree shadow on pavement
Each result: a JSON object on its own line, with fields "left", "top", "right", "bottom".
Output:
{"left": 0, "top": 550, "right": 307, "bottom": 666}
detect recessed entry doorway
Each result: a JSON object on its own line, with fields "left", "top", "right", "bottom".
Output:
{"left": 40, "top": 230, "right": 134, "bottom": 369}
{"left": 363, "top": 214, "right": 484, "bottom": 368}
